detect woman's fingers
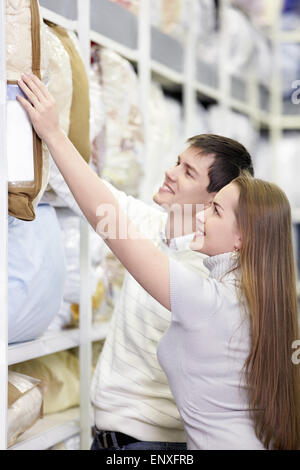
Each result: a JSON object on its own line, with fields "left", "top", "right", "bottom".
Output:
{"left": 18, "top": 78, "right": 41, "bottom": 110}
{"left": 16, "top": 72, "right": 60, "bottom": 143}
{"left": 29, "top": 73, "right": 52, "bottom": 100}
{"left": 19, "top": 73, "right": 46, "bottom": 104}
{"left": 16, "top": 94, "right": 36, "bottom": 118}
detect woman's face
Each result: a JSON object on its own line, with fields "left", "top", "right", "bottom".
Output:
{"left": 190, "top": 182, "right": 242, "bottom": 256}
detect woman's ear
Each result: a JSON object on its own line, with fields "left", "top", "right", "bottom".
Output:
{"left": 234, "top": 230, "right": 242, "bottom": 252}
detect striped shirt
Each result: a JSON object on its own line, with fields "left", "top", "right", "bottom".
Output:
{"left": 90, "top": 181, "right": 209, "bottom": 442}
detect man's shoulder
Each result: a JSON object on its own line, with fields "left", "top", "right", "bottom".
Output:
{"left": 172, "top": 250, "right": 209, "bottom": 277}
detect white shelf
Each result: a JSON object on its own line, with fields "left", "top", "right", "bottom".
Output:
{"left": 8, "top": 321, "right": 110, "bottom": 366}
{"left": 40, "top": 6, "right": 77, "bottom": 31}
{"left": 292, "top": 208, "right": 300, "bottom": 224}
{"left": 91, "top": 319, "right": 110, "bottom": 342}
{"left": 151, "top": 59, "right": 184, "bottom": 85}
{"left": 90, "top": 29, "right": 138, "bottom": 63}
{"left": 278, "top": 30, "right": 300, "bottom": 43}
{"left": 9, "top": 407, "right": 80, "bottom": 450}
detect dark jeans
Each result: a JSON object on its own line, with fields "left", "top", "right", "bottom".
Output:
{"left": 91, "top": 429, "right": 187, "bottom": 451}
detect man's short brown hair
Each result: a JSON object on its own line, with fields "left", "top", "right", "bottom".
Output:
{"left": 187, "top": 134, "right": 254, "bottom": 193}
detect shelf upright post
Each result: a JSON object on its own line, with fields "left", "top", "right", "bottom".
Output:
{"left": 269, "top": 0, "right": 283, "bottom": 184}
{"left": 183, "top": 0, "right": 197, "bottom": 140}
{"left": 77, "top": 0, "right": 92, "bottom": 451}
{"left": 247, "top": 71, "right": 260, "bottom": 134}
{"left": 218, "top": 0, "right": 231, "bottom": 135}
{"left": 0, "top": 0, "right": 8, "bottom": 451}
{"left": 137, "top": 0, "right": 151, "bottom": 202}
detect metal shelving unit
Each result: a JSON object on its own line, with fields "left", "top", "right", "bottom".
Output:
{"left": 1, "top": 0, "right": 300, "bottom": 451}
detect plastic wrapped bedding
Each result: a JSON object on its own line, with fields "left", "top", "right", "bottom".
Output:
{"left": 160, "top": 0, "right": 189, "bottom": 42}
{"left": 10, "top": 343, "right": 105, "bottom": 420}
{"left": 40, "top": 22, "right": 90, "bottom": 215}
{"left": 189, "top": 101, "right": 209, "bottom": 139}
{"left": 146, "top": 86, "right": 208, "bottom": 200}
{"left": 92, "top": 47, "right": 143, "bottom": 196}
{"left": 196, "top": 3, "right": 271, "bottom": 88}
{"left": 110, "top": 0, "right": 188, "bottom": 41}
{"left": 100, "top": 251, "right": 126, "bottom": 320}
{"left": 9, "top": 351, "right": 80, "bottom": 415}
{"left": 47, "top": 25, "right": 91, "bottom": 163}
{"left": 280, "top": 13, "right": 300, "bottom": 99}
{"left": 54, "top": 210, "right": 96, "bottom": 304}
{"left": 6, "top": 0, "right": 50, "bottom": 220}
{"left": 48, "top": 208, "right": 107, "bottom": 330}
{"left": 146, "top": 84, "right": 182, "bottom": 198}
{"left": 110, "top": 0, "right": 140, "bottom": 16}
{"left": 89, "top": 64, "right": 107, "bottom": 176}
{"left": 6, "top": 0, "right": 48, "bottom": 81}
{"left": 230, "top": 0, "right": 263, "bottom": 24}
{"left": 206, "top": 105, "right": 259, "bottom": 155}
{"left": 8, "top": 204, "right": 66, "bottom": 344}
{"left": 253, "top": 134, "right": 300, "bottom": 208}
{"left": 43, "top": 24, "right": 73, "bottom": 140}
{"left": 8, "top": 372, "right": 43, "bottom": 447}
{"left": 41, "top": 22, "right": 75, "bottom": 212}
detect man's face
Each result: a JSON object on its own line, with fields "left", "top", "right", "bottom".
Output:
{"left": 153, "top": 146, "right": 216, "bottom": 210}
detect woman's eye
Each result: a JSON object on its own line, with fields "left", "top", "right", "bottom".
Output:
{"left": 214, "top": 205, "right": 218, "bottom": 215}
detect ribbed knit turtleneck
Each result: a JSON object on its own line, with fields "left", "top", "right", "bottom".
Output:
{"left": 203, "top": 251, "right": 240, "bottom": 283}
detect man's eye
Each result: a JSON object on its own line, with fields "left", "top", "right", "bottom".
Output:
{"left": 186, "top": 171, "right": 193, "bottom": 178}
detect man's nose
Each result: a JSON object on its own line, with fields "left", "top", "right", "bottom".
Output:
{"left": 165, "top": 166, "right": 178, "bottom": 181}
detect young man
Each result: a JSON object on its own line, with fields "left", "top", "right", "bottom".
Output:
{"left": 90, "top": 134, "right": 254, "bottom": 450}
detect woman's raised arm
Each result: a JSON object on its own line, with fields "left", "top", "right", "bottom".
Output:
{"left": 17, "top": 73, "right": 170, "bottom": 310}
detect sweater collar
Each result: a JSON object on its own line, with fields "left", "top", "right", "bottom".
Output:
{"left": 203, "top": 251, "right": 240, "bottom": 282}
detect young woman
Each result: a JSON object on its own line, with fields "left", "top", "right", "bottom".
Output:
{"left": 17, "top": 73, "right": 300, "bottom": 450}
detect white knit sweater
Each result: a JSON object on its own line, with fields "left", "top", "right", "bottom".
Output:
{"left": 158, "top": 252, "right": 265, "bottom": 449}
{"left": 90, "top": 181, "right": 208, "bottom": 442}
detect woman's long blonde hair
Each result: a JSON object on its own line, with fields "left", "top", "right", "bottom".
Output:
{"left": 234, "top": 173, "right": 300, "bottom": 450}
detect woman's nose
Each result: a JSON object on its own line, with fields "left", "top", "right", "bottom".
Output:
{"left": 196, "top": 203, "right": 212, "bottom": 225}
{"left": 204, "top": 203, "right": 213, "bottom": 217}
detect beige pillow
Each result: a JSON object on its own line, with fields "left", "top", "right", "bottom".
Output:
{"left": 8, "top": 371, "right": 43, "bottom": 447}
{"left": 9, "top": 351, "right": 80, "bottom": 415}
{"left": 44, "top": 21, "right": 91, "bottom": 163}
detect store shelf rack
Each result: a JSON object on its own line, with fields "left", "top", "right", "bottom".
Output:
{"left": 1, "top": 0, "right": 300, "bottom": 451}
{"left": 40, "top": 0, "right": 300, "bottom": 211}
{"left": 9, "top": 407, "right": 80, "bottom": 451}
{"left": 0, "top": 0, "right": 95, "bottom": 451}
{"left": 0, "top": 0, "right": 8, "bottom": 453}
{"left": 8, "top": 321, "right": 110, "bottom": 367}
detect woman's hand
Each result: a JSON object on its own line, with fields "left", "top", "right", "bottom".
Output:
{"left": 17, "top": 73, "right": 61, "bottom": 144}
